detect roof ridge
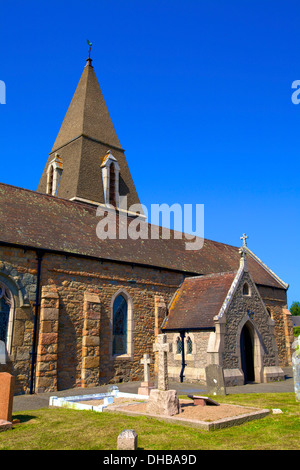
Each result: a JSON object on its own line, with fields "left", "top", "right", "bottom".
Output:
{"left": 245, "top": 247, "right": 289, "bottom": 289}
{"left": 184, "top": 271, "right": 238, "bottom": 281}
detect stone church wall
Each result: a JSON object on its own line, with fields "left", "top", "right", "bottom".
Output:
{"left": 166, "top": 331, "right": 211, "bottom": 384}
{"left": 0, "top": 245, "right": 182, "bottom": 394}
{"left": 257, "top": 285, "right": 293, "bottom": 367}
{"left": 222, "top": 272, "right": 278, "bottom": 372}
{"left": 0, "top": 244, "right": 291, "bottom": 394}
{"left": 0, "top": 246, "right": 38, "bottom": 394}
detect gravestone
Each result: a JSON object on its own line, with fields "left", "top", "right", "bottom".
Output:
{"left": 292, "top": 336, "right": 300, "bottom": 402}
{"left": 0, "top": 341, "right": 6, "bottom": 364}
{"left": 205, "top": 364, "right": 227, "bottom": 396}
{"left": 117, "top": 429, "right": 138, "bottom": 450}
{"left": 146, "top": 334, "right": 180, "bottom": 416}
{"left": 0, "top": 372, "right": 15, "bottom": 422}
{"left": 138, "top": 353, "right": 155, "bottom": 395}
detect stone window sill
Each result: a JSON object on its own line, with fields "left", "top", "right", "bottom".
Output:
{"left": 174, "top": 354, "right": 194, "bottom": 362}
{"left": 113, "top": 354, "right": 134, "bottom": 361}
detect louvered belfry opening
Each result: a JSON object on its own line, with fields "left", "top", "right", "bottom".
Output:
{"left": 109, "top": 163, "right": 116, "bottom": 207}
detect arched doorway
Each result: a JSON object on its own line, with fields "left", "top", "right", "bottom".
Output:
{"left": 240, "top": 322, "right": 255, "bottom": 383}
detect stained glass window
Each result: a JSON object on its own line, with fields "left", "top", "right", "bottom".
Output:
{"left": 187, "top": 336, "right": 193, "bottom": 355}
{"left": 113, "top": 294, "right": 128, "bottom": 355}
{"left": 176, "top": 336, "right": 182, "bottom": 354}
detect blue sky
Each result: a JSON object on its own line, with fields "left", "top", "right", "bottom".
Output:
{"left": 0, "top": 0, "right": 299, "bottom": 306}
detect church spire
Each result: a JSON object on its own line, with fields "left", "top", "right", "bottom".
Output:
{"left": 37, "top": 53, "right": 142, "bottom": 212}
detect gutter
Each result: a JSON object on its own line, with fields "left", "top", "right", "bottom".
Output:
{"left": 29, "top": 249, "right": 44, "bottom": 394}
{"left": 179, "top": 330, "right": 186, "bottom": 383}
{"left": 0, "top": 240, "right": 197, "bottom": 277}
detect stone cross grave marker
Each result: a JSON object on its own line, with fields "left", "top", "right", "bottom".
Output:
{"left": 138, "top": 353, "right": 155, "bottom": 395}
{"left": 147, "top": 334, "right": 180, "bottom": 416}
{"left": 153, "top": 334, "right": 172, "bottom": 391}
{"left": 141, "top": 353, "right": 151, "bottom": 383}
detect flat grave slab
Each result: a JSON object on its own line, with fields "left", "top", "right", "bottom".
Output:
{"left": 104, "top": 398, "right": 270, "bottom": 431}
{"left": 187, "top": 394, "right": 220, "bottom": 406}
{"left": 49, "top": 390, "right": 148, "bottom": 412}
{"left": 49, "top": 389, "right": 270, "bottom": 431}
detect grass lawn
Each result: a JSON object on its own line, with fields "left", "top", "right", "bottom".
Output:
{"left": 0, "top": 393, "right": 299, "bottom": 450}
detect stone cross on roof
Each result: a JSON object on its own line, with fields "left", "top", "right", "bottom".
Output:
{"left": 240, "top": 233, "right": 248, "bottom": 247}
{"left": 153, "top": 334, "right": 171, "bottom": 391}
{"left": 140, "top": 353, "right": 152, "bottom": 383}
{"left": 239, "top": 234, "right": 248, "bottom": 272}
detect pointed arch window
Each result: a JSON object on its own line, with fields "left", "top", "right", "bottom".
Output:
{"left": 46, "top": 153, "right": 63, "bottom": 196}
{"left": 176, "top": 336, "right": 182, "bottom": 354}
{"left": 111, "top": 290, "right": 134, "bottom": 359}
{"left": 243, "top": 282, "right": 251, "bottom": 297}
{"left": 0, "top": 282, "right": 14, "bottom": 355}
{"left": 186, "top": 336, "right": 193, "bottom": 355}
{"left": 113, "top": 294, "right": 128, "bottom": 355}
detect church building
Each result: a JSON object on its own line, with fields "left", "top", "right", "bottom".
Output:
{"left": 0, "top": 55, "right": 294, "bottom": 394}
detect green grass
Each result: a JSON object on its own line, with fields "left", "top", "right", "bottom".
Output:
{"left": 1, "top": 393, "right": 299, "bottom": 450}
{"left": 294, "top": 326, "right": 300, "bottom": 337}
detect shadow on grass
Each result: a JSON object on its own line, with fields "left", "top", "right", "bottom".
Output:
{"left": 12, "top": 414, "right": 37, "bottom": 424}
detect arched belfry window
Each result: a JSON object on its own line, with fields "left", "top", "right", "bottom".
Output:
{"left": 46, "top": 153, "right": 63, "bottom": 196}
{"left": 113, "top": 294, "right": 128, "bottom": 355}
{"left": 47, "top": 165, "right": 54, "bottom": 195}
{"left": 101, "top": 151, "right": 120, "bottom": 208}
{"left": 0, "top": 281, "right": 14, "bottom": 354}
{"left": 109, "top": 162, "right": 116, "bottom": 207}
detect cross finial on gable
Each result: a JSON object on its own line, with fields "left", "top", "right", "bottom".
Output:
{"left": 240, "top": 233, "right": 248, "bottom": 247}
{"left": 239, "top": 233, "right": 249, "bottom": 272}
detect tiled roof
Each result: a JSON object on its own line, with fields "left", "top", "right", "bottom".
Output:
{"left": 0, "top": 183, "right": 286, "bottom": 289}
{"left": 162, "top": 272, "right": 237, "bottom": 330}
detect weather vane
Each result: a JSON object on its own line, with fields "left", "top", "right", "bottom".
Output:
{"left": 87, "top": 39, "right": 92, "bottom": 59}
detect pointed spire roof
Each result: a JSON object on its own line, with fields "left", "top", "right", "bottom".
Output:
{"left": 51, "top": 60, "right": 122, "bottom": 152}
{"left": 37, "top": 57, "right": 142, "bottom": 210}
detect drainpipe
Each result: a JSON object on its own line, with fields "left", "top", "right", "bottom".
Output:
{"left": 29, "top": 250, "right": 44, "bottom": 394}
{"left": 179, "top": 330, "right": 186, "bottom": 383}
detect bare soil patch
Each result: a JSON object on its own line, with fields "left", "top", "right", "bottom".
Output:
{"left": 116, "top": 399, "right": 255, "bottom": 422}
{"left": 79, "top": 397, "right": 145, "bottom": 407}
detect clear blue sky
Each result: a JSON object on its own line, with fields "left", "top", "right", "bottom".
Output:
{"left": 0, "top": 0, "right": 299, "bottom": 307}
